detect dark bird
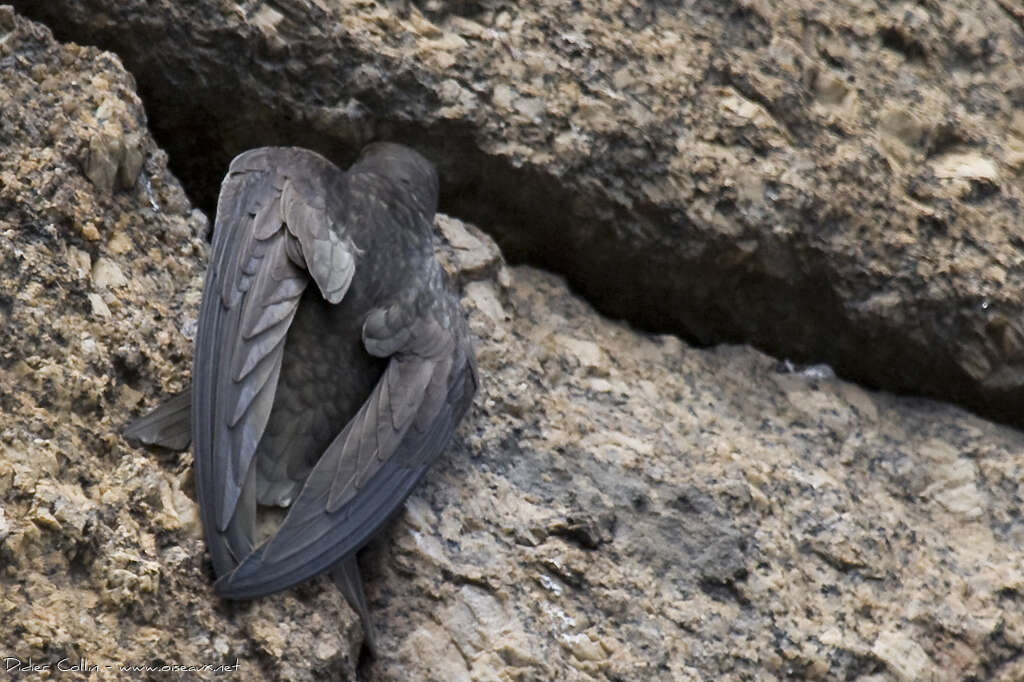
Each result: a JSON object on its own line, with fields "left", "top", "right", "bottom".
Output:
{"left": 125, "top": 143, "right": 477, "bottom": 650}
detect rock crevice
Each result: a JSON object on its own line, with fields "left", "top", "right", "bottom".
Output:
{"left": 12, "top": 0, "right": 1024, "bottom": 426}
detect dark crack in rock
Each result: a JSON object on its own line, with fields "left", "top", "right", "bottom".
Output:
{"left": 10, "top": 0, "right": 1024, "bottom": 430}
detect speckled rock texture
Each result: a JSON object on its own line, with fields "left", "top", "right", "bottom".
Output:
{"left": 4, "top": 6, "right": 1024, "bottom": 682}
{"left": 0, "top": 11, "right": 361, "bottom": 680}
{"left": 10, "top": 0, "right": 1024, "bottom": 430}
{"left": 376, "top": 266, "right": 1024, "bottom": 682}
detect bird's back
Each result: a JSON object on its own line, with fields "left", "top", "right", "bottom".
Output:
{"left": 253, "top": 159, "right": 448, "bottom": 509}
{"left": 254, "top": 284, "right": 387, "bottom": 508}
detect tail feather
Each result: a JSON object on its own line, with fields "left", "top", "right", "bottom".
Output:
{"left": 330, "top": 554, "right": 377, "bottom": 656}
{"left": 123, "top": 390, "right": 192, "bottom": 451}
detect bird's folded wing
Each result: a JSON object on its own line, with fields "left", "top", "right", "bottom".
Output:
{"left": 193, "top": 147, "right": 357, "bottom": 576}
{"left": 214, "top": 298, "right": 476, "bottom": 598}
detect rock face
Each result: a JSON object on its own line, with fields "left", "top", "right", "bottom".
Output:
{"left": 4, "top": 6, "right": 1024, "bottom": 682}
{"left": 377, "top": 267, "right": 1024, "bottom": 682}
{"left": 0, "top": 11, "right": 361, "bottom": 680}
{"left": 10, "top": 0, "right": 1024, "bottom": 429}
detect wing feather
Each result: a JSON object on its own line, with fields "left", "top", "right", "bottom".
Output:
{"left": 192, "top": 147, "right": 355, "bottom": 576}
{"left": 282, "top": 178, "right": 355, "bottom": 303}
{"left": 214, "top": 295, "right": 476, "bottom": 598}
{"left": 214, "top": 357, "right": 475, "bottom": 597}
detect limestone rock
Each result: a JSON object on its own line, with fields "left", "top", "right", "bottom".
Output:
{"left": 11, "top": 0, "right": 1024, "bottom": 428}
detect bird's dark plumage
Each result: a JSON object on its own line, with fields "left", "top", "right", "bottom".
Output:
{"left": 125, "top": 143, "right": 477, "bottom": 646}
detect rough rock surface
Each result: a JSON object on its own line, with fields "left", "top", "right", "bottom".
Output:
{"left": 10, "top": 0, "right": 1024, "bottom": 430}
{"left": 378, "top": 266, "right": 1024, "bottom": 682}
{"left": 0, "top": 12, "right": 361, "bottom": 680}
{"left": 4, "top": 8, "right": 1024, "bottom": 682}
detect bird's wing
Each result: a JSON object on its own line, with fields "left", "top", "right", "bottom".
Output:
{"left": 214, "top": 284, "right": 477, "bottom": 598}
{"left": 193, "top": 147, "right": 357, "bottom": 576}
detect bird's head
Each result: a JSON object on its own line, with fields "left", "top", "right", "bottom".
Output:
{"left": 355, "top": 142, "right": 440, "bottom": 215}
